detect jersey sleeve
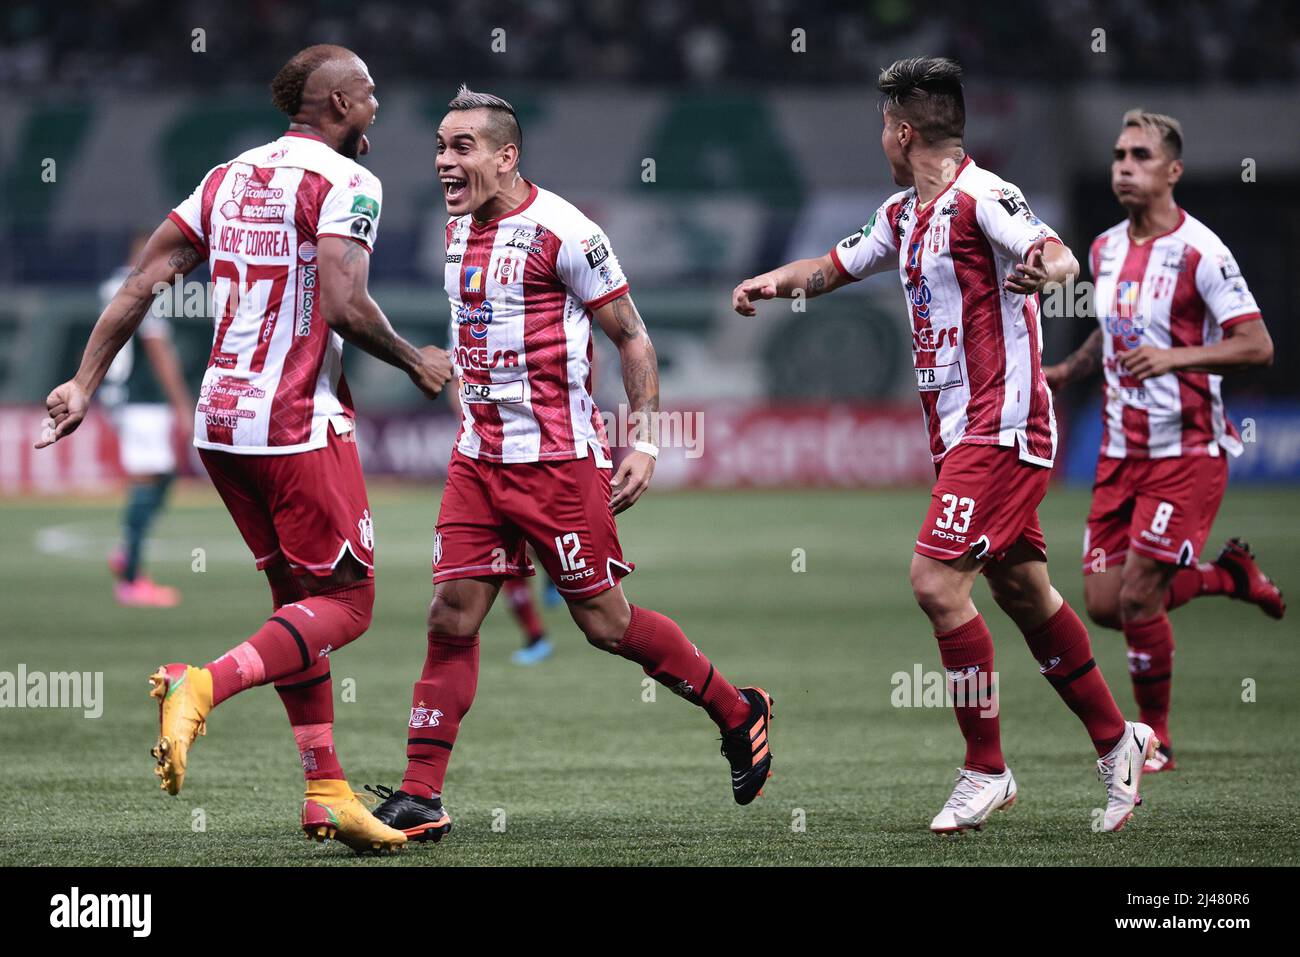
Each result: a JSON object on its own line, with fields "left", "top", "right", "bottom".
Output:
{"left": 1195, "top": 243, "right": 1261, "bottom": 329}
{"left": 828, "top": 201, "right": 899, "bottom": 280}
{"left": 168, "top": 165, "right": 223, "bottom": 254}
{"left": 555, "top": 219, "right": 629, "bottom": 310}
{"left": 974, "top": 181, "right": 1060, "bottom": 261}
{"left": 318, "top": 171, "right": 383, "bottom": 253}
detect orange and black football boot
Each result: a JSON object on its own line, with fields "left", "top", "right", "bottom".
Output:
{"left": 365, "top": 784, "right": 453, "bottom": 843}
{"left": 720, "top": 687, "right": 774, "bottom": 805}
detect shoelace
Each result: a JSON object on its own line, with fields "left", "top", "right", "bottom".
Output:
{"left": 363, "top": 783, "right": 396, "bottom": 802}
{"left": 943, "top": 769, "right": 987, "bottom": 810}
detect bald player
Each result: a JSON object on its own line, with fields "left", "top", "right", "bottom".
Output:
{"left": 38, "top": 45, "right": 452, "bottom": 854}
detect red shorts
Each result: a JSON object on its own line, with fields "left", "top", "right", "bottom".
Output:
{"left": 434, "top": 449, "right": 633, "bottom": 599}
{"left": 199, "top": 429, "right": 375, "bottom": 577}
{"left": 1083, "top": 454, "right": 1227, "bottom": 573}
{"left": 915, "top": 443, "right": 1050, "bottom": 566}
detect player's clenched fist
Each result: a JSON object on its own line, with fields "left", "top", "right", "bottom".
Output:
{"left": 34, "top": 379, "right": 89, "bottom": 449}
{"left": 732, "top": 274, "right": 780, "bottom": 316}
{"left": 410, "top": 345, "right": 454, "bottom": 399}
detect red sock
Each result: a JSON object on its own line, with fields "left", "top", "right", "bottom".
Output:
{"left": 205, "top": 580, "right": 374, "bottom": 707}
{"left": 611, "top": 605, "right": 750, "bottom": 731}
{"left": 275, "top": 658, "right": 343, "bottom": 781}
{"left": 503, "top": 578, "right": 546, "bottom": 643}
{"left": 1166, "top": 563, "right": 1232, "bottom": 611}
{"left": 1024, "top": 601, "right": 1126, "bottom": 756}
{"left": 401, "top": 632, "right": 480, "bottom": 799}
{"left": 1122, "top": 613, "right": 1174, "bottom": 747}
{"left": 935, "top": 615, "right": 1003, "bottom": 774}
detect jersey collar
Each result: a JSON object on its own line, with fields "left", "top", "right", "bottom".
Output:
{"left": 915, "top": 154, "right": 972, "bottom": 212}
{"left": 470, "top": 181, "right": 539, "bottom": 231}
{"left": 283, "top": 129, "right": 326, "bottom": 143}
{"left": 1127, "top": 206, "right": 1186, "bottom": 246}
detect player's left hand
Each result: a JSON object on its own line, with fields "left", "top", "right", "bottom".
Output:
{"left": 1117, "top": 345, "right": 1177, "bottom": 381}
{"left": 35, "top": 380, "right": 89, "bottom": 448}
{"left": 610, "top": 450, "right": 655, "bottom": 514}
{"left": 1004, "top": 237, "right": 1049, "bottom": 295}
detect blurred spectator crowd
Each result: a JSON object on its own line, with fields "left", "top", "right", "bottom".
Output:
{"left": 2, "top": 0, "right": 1297, "bottom": 90}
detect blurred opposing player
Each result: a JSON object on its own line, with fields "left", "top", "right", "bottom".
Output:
{"left": 734, "top": 58, "right": 1152, "bottom": 833}
{"left": 37, "top": 45, "right": 452, "bottom": 853}
{"left": 99, "top": 233, "right": 193, "bottom": 607}
{"left": 1044, "top": 110, "right": 1280, "bottom": 773}
{"left": 369, "top": 87, "right": 773, "bottom": 841}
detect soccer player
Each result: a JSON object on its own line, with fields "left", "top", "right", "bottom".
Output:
{"left": 733, "top": 57, "right": 1153, "bottom": 833}
{"left": 1044, "top": 110, "right": 1281, "bottom": 773}
{"left": 99, "top": 233, "right": 193, "bottom": 607}
{"left": 369, "top": 86, "right": 773, "bottom": 841}
{"left": 36, "top": 45, "right": 453, "bottom": 853}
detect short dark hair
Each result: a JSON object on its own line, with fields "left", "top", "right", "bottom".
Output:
{"left": 877, "top": 56, "right": 966, "bottom": 143}
{"left": 270, "top": 44, "right": 354, "bottom": 117}
{"left": 447, "top": 84, "right": 522, "bottom": 153}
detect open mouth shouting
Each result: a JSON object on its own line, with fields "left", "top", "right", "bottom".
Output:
{"left": 442, "top": 175, "right": 469, "bottom": 206}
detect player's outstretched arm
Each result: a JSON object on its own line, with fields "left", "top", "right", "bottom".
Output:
{"left": 36, "top": 218, "right": 203, "bottom": 448}
{"left": 1044, "top": 328, "right": 1103, "bottom": 393}
{"left": 1120, "top": 317, "right": 1273, "bottom": 381}
{"left": 594, "top": 292, "right": 658, "bottom": 514}
{"left": 317, "top": 236, "right": 452, "bottom": 400}
{"left": 732, "top": 252, "right": 849, "bottom": 316}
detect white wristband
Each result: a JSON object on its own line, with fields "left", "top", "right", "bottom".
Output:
{"left": 633, "top": 441, "right": 659, "bottom": 459}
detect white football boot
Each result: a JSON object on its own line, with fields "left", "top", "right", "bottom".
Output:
{"left": 929, "top": 767, "right": 1018, "bottom": 834}
{"left": 1096, "top": 721, "right": 1157, "bottom": 832}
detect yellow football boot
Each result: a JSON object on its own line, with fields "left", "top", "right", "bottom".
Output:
{"left": 302, "top": 779, "right": 408, "bottom": 855}
{"left": 147, "top": 663, "right": 213, "bottom": 795}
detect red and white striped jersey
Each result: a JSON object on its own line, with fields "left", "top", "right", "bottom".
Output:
{"left": 169, "top": 131, "right": 383, "bottom": 455}
{"left": 830, "top": 156, "right": 1059, "bottom": 467}
{"left": 444, "top": 182, "right": 629, "bottom": 464}
{"left": 1089, "top": 209, "right": 1261, "bottom": 459}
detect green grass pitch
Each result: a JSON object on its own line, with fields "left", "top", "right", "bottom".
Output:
{"left": 1, "top": 483, "right": 1295, "bottom": 866}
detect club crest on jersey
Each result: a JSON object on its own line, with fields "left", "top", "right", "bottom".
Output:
{"left": 928, "top": 224, "right": 946, "bottom": 253}
{"left": 219, "top": 171, "right": 286, "bottom": 223}
{"left": 465, "top": 266, "right": 484, "bottom": 293}
{"left": 493, "top": 254, "right": 520, "bottom": 286}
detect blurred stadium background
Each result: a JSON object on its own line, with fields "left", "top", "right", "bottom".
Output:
{"left": 2, "top": 0, "right": 1299, "bottom": 867}
{"left": 3, "top": 0, "right": 1298, "bottom": 494}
